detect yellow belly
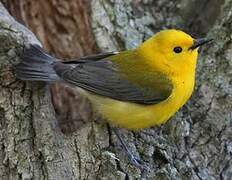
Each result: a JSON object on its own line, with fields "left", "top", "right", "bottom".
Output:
{"left": 87, "top": 77, "right": 195, "bottom": 130}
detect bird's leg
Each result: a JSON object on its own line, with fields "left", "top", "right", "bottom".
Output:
{"left": 113, "top": 128, "right": 144, "bottom": 169}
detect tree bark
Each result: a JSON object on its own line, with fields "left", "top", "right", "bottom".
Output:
{"left": 0, "top": 0, "right": 232, "bottom": 180}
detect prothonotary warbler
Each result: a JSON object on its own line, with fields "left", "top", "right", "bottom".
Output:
{"left": 16, "top": 29, "right": 212, "bottom": 130}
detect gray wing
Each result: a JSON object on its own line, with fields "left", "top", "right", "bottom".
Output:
{"left": 53, "top": 60, "right": 172, "bottom": 105}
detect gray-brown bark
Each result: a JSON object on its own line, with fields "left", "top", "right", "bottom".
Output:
{"left": 0, "top": 3, "right": 109, "bottom": 180}
{"left": 91, "top": 1, "right": 232, "bottom": 179}
{"left": 1, "top": 0, "right": 98, "bottom": 135}
{"left": 0, "top": 0, "right": 232, "bottom": 180}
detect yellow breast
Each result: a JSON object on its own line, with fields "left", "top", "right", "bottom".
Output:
{"left": 87, "top": 73, "right": 195, "bottom": 130}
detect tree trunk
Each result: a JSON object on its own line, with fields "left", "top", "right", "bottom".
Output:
{"left": 0, "top": 0, "right": 232, "bottom": 179}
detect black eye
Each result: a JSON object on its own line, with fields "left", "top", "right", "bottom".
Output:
{"left": 173, "top": 47, "right": 182, "bottom": 53}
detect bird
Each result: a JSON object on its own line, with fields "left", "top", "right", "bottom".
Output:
{"left": 15, "top": 29, "right": 212, "bottom": 167}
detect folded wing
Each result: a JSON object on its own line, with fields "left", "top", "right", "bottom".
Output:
{"left": 53, "top": 56, "right": 173, "bottom": 105}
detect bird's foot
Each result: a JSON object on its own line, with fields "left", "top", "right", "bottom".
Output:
{"left": 113, "top": 128, "right": 149, "bottom": 172}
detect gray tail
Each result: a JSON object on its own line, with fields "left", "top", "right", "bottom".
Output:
{"left": 15, "top": 44, "right": 59, "bottom": 81}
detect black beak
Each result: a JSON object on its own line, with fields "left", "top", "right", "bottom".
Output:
{"left": 189, "top": 38, "right": 213, "bottom": 50}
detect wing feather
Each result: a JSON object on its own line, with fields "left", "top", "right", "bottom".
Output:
{"left": 53, "top": 57, "right": 173, "bottom": 105}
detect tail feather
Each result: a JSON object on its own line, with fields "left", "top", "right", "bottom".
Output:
{"left": 16, "top": 44, "right": 60, "bottom": 81}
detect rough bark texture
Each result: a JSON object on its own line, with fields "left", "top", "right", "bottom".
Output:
{"left": 0, "top": 2, "right": 109, "bottom": 180}
{"left": 2, "top": 0, "right": 98, "bottom": 134}
{"left": 0, "top": 0, "right": 232, "bottom": 180}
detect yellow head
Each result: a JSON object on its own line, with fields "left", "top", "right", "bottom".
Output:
{"left": 137, "top": 29, "right": 211, "bottom": 76}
